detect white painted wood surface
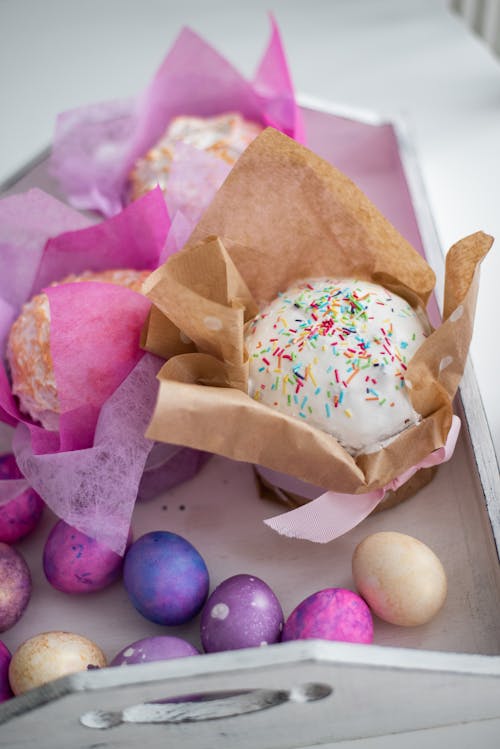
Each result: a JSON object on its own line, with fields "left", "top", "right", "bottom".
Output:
{"left": 1, "top": 374, "right": 500, "bottom": 745}
{"left": 1, "top": 405, "right": 499, "bottom": 655}
{"left": 1, "top": 103, "right": 500, "bottom": 747}
{"left": 1, "top": 642, "right": 500, "bottom": 748}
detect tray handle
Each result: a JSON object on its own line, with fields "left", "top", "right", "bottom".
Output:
{"left": 80, "top": 682, "right": 332, "bottom": 729}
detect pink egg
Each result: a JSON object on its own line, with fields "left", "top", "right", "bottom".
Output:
{"left": 0, "top": 454, "right": 44, "bottom": 544}
{"left": 200, "top": 574, "right": 283, "bottom": 652}
{"left": 282, "top": 588, "right": 373, "bottom": 644}
{"left": 110, "top": 636, "right": 199, "bottom": 666}
{"left": 43, "top": 520, "right": 129, "bottom": 594}
{"left": 0, "top": 640, "right": 13, "bottom": 702}
{"left": 0, "top": 543, "right": 31, "bottom": 632}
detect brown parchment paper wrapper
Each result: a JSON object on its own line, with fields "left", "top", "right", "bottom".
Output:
{"left": 141, "top": 128, "right": 493, "bottom": 502}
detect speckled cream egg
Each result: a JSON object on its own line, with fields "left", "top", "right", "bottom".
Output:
{"left": 352, "top": 531, "right": 447, "bottom": 626}
{"left": 8, "top": 631, "right": 107, "bottom": 695}
{"left": 0, "top": 543, "right": 31, "bottom": 632}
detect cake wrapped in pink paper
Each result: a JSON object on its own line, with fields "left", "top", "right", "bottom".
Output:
{"left": 140, "top": 129, "right": 493, "bottom": 543}
{"left": 0, "top": 188, "right": 208, "bottom": 555}
{"left": 50, "top": 18, "right": 304, "bottom": 225}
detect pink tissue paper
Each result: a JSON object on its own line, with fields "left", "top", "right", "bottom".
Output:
{"left": 0, "top": 187, "right": 208, "bottom": 554}
{"left": 49, "top": 18, "right": 304, "bottom": 219}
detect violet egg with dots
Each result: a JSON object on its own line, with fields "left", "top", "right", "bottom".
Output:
{"left": 0, "top": 454, "right": 44, "bottom": 544}
{"left": 110, "top": 636, "right": 199, "bottom": 666}
{"left": 200, "top": 574, "right": 284, "bottom": 653}
{"left": 123, "top": 531, "right": 209, "bottom": 625}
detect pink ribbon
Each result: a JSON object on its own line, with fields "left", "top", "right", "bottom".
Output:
{"left": 260, "top": 416, "right": 461, "bottom": 542}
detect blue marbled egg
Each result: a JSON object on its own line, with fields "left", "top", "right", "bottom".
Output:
{"left": 123, "top": 531, "right": 209, "bottom": 625}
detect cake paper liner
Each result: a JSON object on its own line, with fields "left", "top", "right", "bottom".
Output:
{"left": 141, "top": 128, "right": 493, "bottom": 528}
{"left": 0, "top": 189, "right": 92, "bottom": 313}
{"left": 164, "top": 142, "right": 232, "bottom": 227}
{"left": 47, "top": 282, "right": 151, "bottom": 450}
{"left": 0, "top": 426, "right": 30, "bottom": 502}
{"left": 12, "top": 354, "right": 162, "bottom": 554}
{"left": 0, "top": 188, "right": 207, "bottom": 553}
{"left": 50, "top": 18, "right": 304, "bottom": 219}
{"left": 257, "top": 415, "right": 460, "bottom": 541}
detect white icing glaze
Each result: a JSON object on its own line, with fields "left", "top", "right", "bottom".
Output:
{"left": 167, "top": 113, "right": 261, "bottom": 161}
{"left": 129, "top": 113, "right": 262, "bottom": 201}
{"left": 245, "top": 278, "right": 430, "bottom": 455}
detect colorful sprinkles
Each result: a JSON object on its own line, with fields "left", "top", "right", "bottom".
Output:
{"left": 245, "top": 278, "right": 428, "bottom": 454}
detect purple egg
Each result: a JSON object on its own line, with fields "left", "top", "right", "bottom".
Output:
{"left": 43, "top": 520, "right": 128, "bottom": 594}
{"left": 0, "top": 454, "right": 44, "bottom": 544}
{"left": 200, "top": 574, "right": 284, "bottom": 653}
{"left": 110, "top": 636, "right": 199, "bottom": 666}
{"left": 0, "top": 543, "right": 32, "bottom": 632}
{"left": 282, "top": 588, "right": 373, "bottom": 645}
{"left": 123, "top": 531, "right": 209, "bottom": 625}
{"left": 0, "top": 640, "right": 13, "bottom": 702}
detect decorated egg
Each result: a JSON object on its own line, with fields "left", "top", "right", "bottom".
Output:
{"left": 0, "top": 640, "right": 12, "bottom": 702}
{"left": 0, "top": 454, "right": 44, "bottom": 544}
{"left": 43, "top": 520, "right": 128, "bottom": 594}
{"left": 0, "top": 543, "right": 31, "bottom": 632}
{"left": 352, "top": 531, "right": 447, "bottom": 626}
{"left": 282, "top": 588, "right": 373, "bottom": 644}
{"left": 8, "top": 631, "right": 107, "bottom": 695}
{"left": 200, "top": 574, "right": 284, "bottom": 652}
{"left": 123, "top": 531, "right": 209, "bottom": 625}
{"left": 110, "top": 636, "right": 199, "bottom": 666}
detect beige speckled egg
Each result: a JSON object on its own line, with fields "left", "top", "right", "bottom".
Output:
{"left": 8, "top": 631, "right": 107, "bottom": 695}
{"left": 352, "top": 531, "right": 447, "bottom": 627}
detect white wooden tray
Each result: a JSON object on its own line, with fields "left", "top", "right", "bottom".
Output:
{"left": 1, "top": 98, "right": 500, "bottom": 749}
